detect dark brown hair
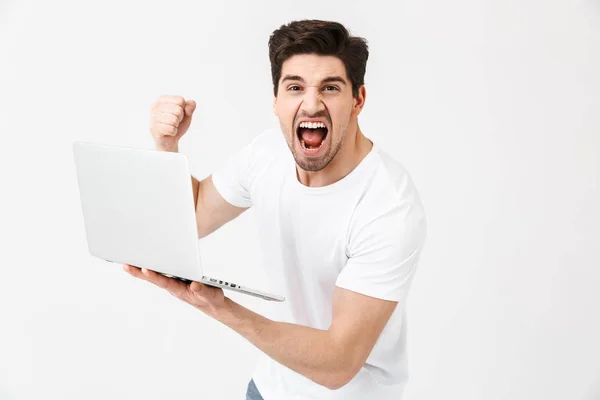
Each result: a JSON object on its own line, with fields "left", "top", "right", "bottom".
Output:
{"left": 268, "top": 20, "right": 369, "bottom": 98}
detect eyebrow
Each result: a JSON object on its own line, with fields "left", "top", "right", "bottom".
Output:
{"left": 281, "top": 75, "right": 348, "bottom": 86}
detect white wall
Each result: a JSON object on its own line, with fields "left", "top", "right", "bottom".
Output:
{"left": 1, "top": 0, "right": 598, "bottom": 399}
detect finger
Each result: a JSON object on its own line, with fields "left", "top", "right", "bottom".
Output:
{"left": 132, "top": 267, "right": 164, "bottom": 285}
{"left": 188, "top": 282, "right": 209, "bottom": 305}
{"left": 153, "top": 103, "right": 185, "bottom": 122}
{"left": 141, "top": 267, "right": 168, "bottom": 287}
{"left": 153, "top": 111, "right": 181, "bottom": 127}
{"left": 141, "top": 268, "right": 188, "bottom": 295}
{"left": 188, "top": 281, "right": 221, "bottom": 304}
{"left": 123, "top": 264, "right": 147, "bottom": 280}
{"left": 153, "top": 122, "right": 178, "bottom": 136}
{"left": 123, "top": 263, "right": 139, "bottom": 273}
{"left": 123, "top": 265, "right": 158, "bottom": 284}
{"left": 184, "top": 100, "right": 196, "bottom": 116}
{"left": 155, "top": 95, "right": 185, "bottom": 108}
{"left": 190, "top": 281, "right": 206, "bottom": 295}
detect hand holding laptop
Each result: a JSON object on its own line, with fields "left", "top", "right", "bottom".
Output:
{"left": 123, "top": 264, "right": 227, "bottom": 318}
{"left": 72, "top": 96, "right": 285, "bottom": 302}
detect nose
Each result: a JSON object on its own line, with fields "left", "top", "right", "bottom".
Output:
{"left": 299, "top": 87, "right": 325, "bottom": 115}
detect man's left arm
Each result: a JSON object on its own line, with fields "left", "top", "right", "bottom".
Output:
{"left": 218, "top": 285, "right": 398, "bottom": 391}
{"left": 123, "top": 264, "right": 395, "bottom": 391}
{"left": 219, "top": 200, "right": 427, "bottom": 389}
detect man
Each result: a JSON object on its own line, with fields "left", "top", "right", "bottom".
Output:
{"left": 124, "top": 19, "right": 427, "bottom": 400}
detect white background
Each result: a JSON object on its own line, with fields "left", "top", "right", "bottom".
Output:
{"left": 1, "top": 0, "right": 599, "bottom": 399}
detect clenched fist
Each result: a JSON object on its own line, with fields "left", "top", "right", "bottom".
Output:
{"left": 150, "top": 95, "right": 196, "bottom": 152}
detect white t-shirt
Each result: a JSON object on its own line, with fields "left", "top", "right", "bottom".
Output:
{"left": 211, "top": 128, "right": 427, "bottom": 400}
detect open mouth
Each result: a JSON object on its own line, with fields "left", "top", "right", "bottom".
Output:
{"left": 296, "top": 121, "right": 329, "bottom": 152}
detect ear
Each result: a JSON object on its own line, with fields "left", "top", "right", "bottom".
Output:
{"left": 351, "top": 86, "right": 366, "bottom": 117}
{"left": 273, "top": 95, "right": 278, "bottom": 117}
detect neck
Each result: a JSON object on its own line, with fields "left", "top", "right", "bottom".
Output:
{"left": 296, "top": 125, "right": 373, "bottom": 187}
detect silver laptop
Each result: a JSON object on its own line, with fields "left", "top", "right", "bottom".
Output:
{"left": 72, "top": 141, "right": 285, "bottom": 302}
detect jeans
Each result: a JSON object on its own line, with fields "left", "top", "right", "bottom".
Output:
{"left": 245, "top": 379, "right": 264, "bottom": 400}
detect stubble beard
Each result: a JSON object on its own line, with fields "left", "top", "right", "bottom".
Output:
{"left": 287, "top": 123, "right": 347, "bottom": 172}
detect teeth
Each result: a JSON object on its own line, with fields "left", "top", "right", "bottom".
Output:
{"left": 299, "top": 121, "right": 326, "bottom": 129}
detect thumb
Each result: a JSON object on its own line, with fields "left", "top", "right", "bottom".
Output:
{"left": 184, "top": 100, "right": 196, "bottom": 117}
{"left": 190, "top": 281, "right": 204, "bottom": 294}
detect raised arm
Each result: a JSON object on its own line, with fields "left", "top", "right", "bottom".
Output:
{"left": 150, "top": 95, "right": 247, "bottom": 239}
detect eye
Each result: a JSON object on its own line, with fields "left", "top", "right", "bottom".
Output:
{"left": 324, "top": 86, "right": 339, "bottom": 91}
{"left": 288, "top": 85, "right": 302, "bottom": 91}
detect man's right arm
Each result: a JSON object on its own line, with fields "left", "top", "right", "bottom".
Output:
{"left": 150, "top": 95, "right": 247, "bottom": 239}
{"left": 192, "top": 174, "right": 247, "bottom": 239}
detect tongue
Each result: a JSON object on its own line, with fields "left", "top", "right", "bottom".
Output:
{"left": 300, "top": 128, "right": 325, "bottom": 147}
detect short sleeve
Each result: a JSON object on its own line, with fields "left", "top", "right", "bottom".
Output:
{"left": 211, "top": 139, "right": 255, "bottom": 208}
{"left": 335, "top": 202, "right": 427, "bottom": 302}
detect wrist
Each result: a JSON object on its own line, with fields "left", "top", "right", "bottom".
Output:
{"left": 216, "top": 297, "right": 239, "bottom": 325}
{"left": 155, "top": 142, "right": 179, "bottom": 152}
{"left": 194, "top": 296, "right": 237, "bottom": 323}
{"left": 217, "top": 298, "right": 271, "bottom": 342}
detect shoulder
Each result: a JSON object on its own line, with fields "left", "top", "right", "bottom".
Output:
{"left": 358, "top": 145, "right": 425, "bottom": 214}
{"left": 347, "top": 145, "right": 427, "bottom": 255}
